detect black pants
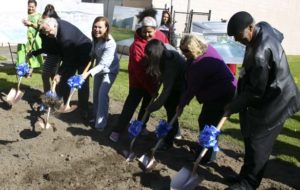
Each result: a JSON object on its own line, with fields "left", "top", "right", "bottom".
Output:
{"left": 196, "top": 98, "right": 230, "bottom": 164}
{"left": 113, "top": 87, "right": 151, "bottom": 134}
{"left": 162, "top": 90, "right": 181, "bottom": 147}
{"left": 239, "top": 122, "right": 284, "bottom": 189}
{"left": 56, "top": 63, "right": 90, "bottom": 113}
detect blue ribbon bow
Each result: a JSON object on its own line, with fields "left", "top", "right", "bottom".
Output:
{"left": 45, "top": 90, "right": 59, "bottom": 100}
{"left": 199, "top": 125, "right": 221, "bottom": 152}
{"left": 67, "top": 75, "right": 85, "bottom": 89}
{"left": 16, "top": 62, "right": 30, "bottom": 77}
{"left": 128, "top": 120, "right": 143, "bottom": 138}
{"left": 155, "top": 119, "right": 172, "bottom": 138}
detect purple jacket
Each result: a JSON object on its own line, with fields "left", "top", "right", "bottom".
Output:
{"left": 179, "top": 44, "right": 237, "bottom": 107}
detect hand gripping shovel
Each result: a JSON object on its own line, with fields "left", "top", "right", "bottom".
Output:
{"left": 170, "top": 116, "right": 227, "bottom": 190}
{"left": 138, "top": 113, "right": 178, "bottom": 171}
{"left": 126, "top": 109, "right": 150, "bottom": 162}
{"left": 125, "top": 97, "right": 155, "bottom": 162}
{"left": 6, "top": 77, "right": 24, "bottom": 104}
{"left": 58, "top": 61, "right": 93, "bottom": 113}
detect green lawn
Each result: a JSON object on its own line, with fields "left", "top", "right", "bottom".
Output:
{"left": 0, "top": 28, "right": 299, "bottom": 166}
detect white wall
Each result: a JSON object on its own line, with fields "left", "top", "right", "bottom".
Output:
{"left": 153, "top": 0, "right": 300, "bottom": 55}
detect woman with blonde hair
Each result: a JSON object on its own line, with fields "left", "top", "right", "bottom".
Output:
{"left": 177, "top": 34, "right": 237, "bottom": 164}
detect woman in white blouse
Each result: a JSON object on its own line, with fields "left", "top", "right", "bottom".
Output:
{"left": 82, "top": 16, "right": 119, "bottom": 131}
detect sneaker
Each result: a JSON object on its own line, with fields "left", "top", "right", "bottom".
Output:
{"left": 109, "top": 132, "right": 120, "bottom": 142}
{"left": 141, "top": 128, "right": 150, "bottom": 136}
{"left": 175, "top": 128, "right": 183, "bottom": 140}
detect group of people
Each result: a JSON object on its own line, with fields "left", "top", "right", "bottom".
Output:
{"left": 16, "top": 1, "right": 300, "bottom": 189}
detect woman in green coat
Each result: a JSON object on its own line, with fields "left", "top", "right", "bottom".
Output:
{"left": 17, "top": 0, "right": 43, "bottom": 75}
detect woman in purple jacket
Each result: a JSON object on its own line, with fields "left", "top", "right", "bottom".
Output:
{"left": 177, "top": 34, "right": 237, "bottom": 164}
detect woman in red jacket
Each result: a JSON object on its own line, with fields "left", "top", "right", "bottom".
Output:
{"left": 110, "top": 9, "right": 169, "bottom": 142}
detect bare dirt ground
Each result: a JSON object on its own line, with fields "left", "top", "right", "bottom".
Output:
{"left": 0, "top": 85, "right": 299, "bottom": 190}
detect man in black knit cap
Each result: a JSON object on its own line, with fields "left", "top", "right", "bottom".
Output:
{"left": 225, "top": 11, "right": 300, "bottom": 190}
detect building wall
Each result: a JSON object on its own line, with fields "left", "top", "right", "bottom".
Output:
{"left": 122, "top": 0, "right": 152, "bottom": 8}
{"left": 153, "top": 0, "right": 300, "bottom": 55}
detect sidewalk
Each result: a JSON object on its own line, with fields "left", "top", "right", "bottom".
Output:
{"left": 0, "top": 45, "right": 17, "bottom": 67}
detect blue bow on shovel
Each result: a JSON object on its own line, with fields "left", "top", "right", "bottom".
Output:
{"left": 199, "top": 124, "right": 221, "bottom": 152}
{"left": 6, "top": 62, "right": 30, "bottom": 104}
{"left": 170, "top": 116, "right": 227, "bottom": 190}
{"left": 138, "top": 113, "right": 178, "bottom": 171}
{"left": 58, "top": 61, "right": 93, "bottom": 113}
{"left": 16, "top": 62, "right": 30, "bottom": 77}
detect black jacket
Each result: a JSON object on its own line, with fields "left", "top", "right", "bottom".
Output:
{"left": 147, "top": 49, "right": 186, "bottom": 112}
{"left": 230, "top": 22, "right": 300, "bottom": 137}
{"left": 34, "top": 19, "right": 92, "bottom": 75}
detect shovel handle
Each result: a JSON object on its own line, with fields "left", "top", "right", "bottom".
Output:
{"left": 65, "top": 88, "right": 77, "bottom": 108}
{"left": 82, "top": 59, "right": 94, "bottom": 75}
{"left": 51, "top": 81, "right": 57, "bottom": 93}
{"left": 192, "top": 116, "right": 228, "bottom": 175}
{"left": 45, "top": 107, "right": 51, "bottom": 124}
{"left": 17, "top": 77, "right": 23, "bottom": 91}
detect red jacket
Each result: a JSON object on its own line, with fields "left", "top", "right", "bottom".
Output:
{"left": 128, "top": 29, "right": 169, "bottom": 94}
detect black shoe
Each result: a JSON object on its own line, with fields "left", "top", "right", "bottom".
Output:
{"left": 80, "top": 111, "right": 89, "bottom": 121}
{"left": 225, "top": 174, "right": 243, "bottom": 183}
{"left": 226, "top": 179, "right": 254, "bottom": 190}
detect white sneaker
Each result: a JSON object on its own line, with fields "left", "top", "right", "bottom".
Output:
{"left": 175, "top": 128, "right": 183, "bottom": 140}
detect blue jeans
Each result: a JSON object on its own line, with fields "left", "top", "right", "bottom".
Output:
{"left": 93, "top": 72, "right": 117, "bottom": 129}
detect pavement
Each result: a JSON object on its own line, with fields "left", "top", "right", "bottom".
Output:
{"left": 0, "top": 45, "right": 17, "bottom": 68}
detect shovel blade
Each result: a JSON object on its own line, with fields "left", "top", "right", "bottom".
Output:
{"left": 138, "top": 154, "right": 151, "bottom": 167}
{"left": 57, "top": 104, "right": 77, "bottom": 113}
{"left": 170, "top": 167, "right": 203, "bottom": 190}
{"left": 6, "top": 88, "right": 17, "bottom": 102}
{"left": 13, "top": 90, "right": 24, "bottom": 103}
{"left": 145, "top": 157, "right": 158, "bottom": 171}
{"left": 38, "top": 121, "right": 52, "bottom": 129}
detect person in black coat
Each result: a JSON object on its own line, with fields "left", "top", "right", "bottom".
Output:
{"left": 225, "top": 11, "right": 300, "bottom": 190}
{"left": 144, "top": 39, "right": 186, "bottom": 150}
{"left": 37, "top": 17, "right": 92, "bottom": 119}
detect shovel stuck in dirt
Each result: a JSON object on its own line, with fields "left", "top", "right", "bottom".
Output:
{"left": 38, "top": 81, "right": 58, "bottom": 130}
{"left": 138, "top": 113, "right": 178, "bottom": 171}
{"left": 125, "top": 110, "right": 150, "bottom": 162}
{"left": 170, "top": 116, "right": 227, "bottom": 190}
{"left": 125, "top": 96, "right": 156, "bottom": 162}
{"left": 6, "top": 77, "right": 24, "bottom": 105}
{"left": 57, "top": 61, "right": 93, "bottom": 113}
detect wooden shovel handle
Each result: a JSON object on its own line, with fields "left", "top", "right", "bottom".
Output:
{"left": 82, "top": 58, "right": 96, "bottom": 75}
{"left": 51, "top": 81, "right": 57, "bottom": 92}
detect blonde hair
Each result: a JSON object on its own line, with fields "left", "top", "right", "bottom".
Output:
{"left": 180, "top": 34, "right": 208, "bottom": 59}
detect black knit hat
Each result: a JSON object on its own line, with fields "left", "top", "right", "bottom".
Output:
{"left": 227, "top": 11, "right": 254, "bottom": 36}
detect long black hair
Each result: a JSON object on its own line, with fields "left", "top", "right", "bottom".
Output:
{"left": 144, "top": 39, "right": 167, "bottom": 80}
{"left": 137, "top": 8, "right": 157, "bottom": 23}
{"left": 42, "top": 4, "right": 60, "bottom": 19}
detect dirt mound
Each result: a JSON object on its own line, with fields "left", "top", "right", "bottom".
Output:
{"left": 0, "top": 89, "right": 299, "bottom": 190}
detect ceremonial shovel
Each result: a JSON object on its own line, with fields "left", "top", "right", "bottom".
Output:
{"left": 170, "top": 116, "right": 227, "bottom": 190}
{"left": 6, "top": 77, "right": 24, "bottom": 104}
{"left": 138, "top": 113, "right": 178, "bottom": 171}
{"left": 38, "top": 81, "right": 58, "bottom": 129}
{"left": 58, "top": 61, "right": 92, "bottom": 113}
